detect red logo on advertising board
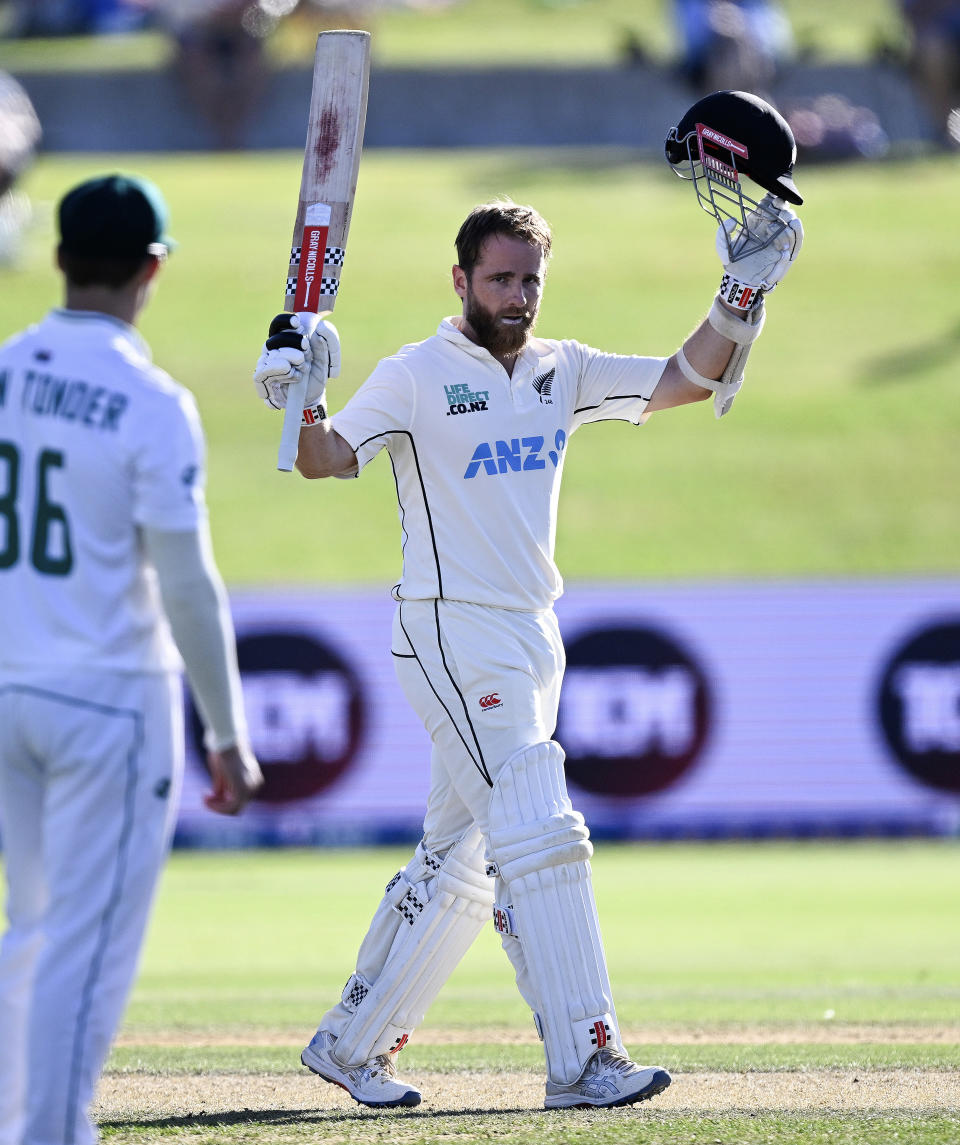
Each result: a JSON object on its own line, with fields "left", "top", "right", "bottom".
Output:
{"left": 187, "top": 630, "right": 366, "bottom": 803}
{"left": 557, "top": 624, "right": 711, "bottom": 797}
{"left": 877, "top": 618, "right": 960, "bottom": 793}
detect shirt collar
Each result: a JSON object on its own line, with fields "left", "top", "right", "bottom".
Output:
{"left": 437, "top": 316, "right": 548, "bottom": 377}
{"left": 437, "top": 316, "right": 489, "bottom": 361}
{"left": 50, "top": 309, "right": 152, "bottom": 361}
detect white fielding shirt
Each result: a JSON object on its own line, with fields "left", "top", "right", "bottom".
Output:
{"left": 332, "top": 318, "right": 667, "bottom": 611}
{"left": 0, "top": 310, "right": 207, "bottom": 672}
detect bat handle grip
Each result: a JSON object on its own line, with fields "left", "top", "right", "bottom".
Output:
{"left": 277, "top": 376, "right": 309, "bottom": 472}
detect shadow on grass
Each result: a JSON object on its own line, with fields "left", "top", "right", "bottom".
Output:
{"left": 858, "top": 319, "right": 960, "bottom": 382}
{"left": 100, "top": 1104, "right": 538, "bottom": 1131}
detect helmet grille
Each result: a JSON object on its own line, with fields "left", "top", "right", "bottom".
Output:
{"left": 667, "top": 120, "right": 789, "bottom": 263}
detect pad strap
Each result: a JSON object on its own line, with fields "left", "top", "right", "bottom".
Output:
{"left": 679, "top": 299, "right": 765, "bottom": 418}
{"left": 707, "top": 295, "right": 765, "bottom": 344}
{"left": 675, "top": 346, "right": 721, "bottom": 394}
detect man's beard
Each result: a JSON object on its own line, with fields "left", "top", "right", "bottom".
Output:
{"left": 463, "top": 292, "right": 537, "bottom": 358}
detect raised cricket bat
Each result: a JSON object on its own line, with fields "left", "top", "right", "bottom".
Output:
{"left": 277, "top": 29, "right": 370, "bottom": 472}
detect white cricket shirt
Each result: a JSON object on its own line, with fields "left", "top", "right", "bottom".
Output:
{"left": 0, "top": 310, "right": 207, "bottom": 672}
{"left": 332, "top": 318, "right": 667, "bottom": 610}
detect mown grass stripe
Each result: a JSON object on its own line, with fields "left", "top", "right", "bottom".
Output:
{"left": 106, "top": 1043, "right": 960, "bottom": 1075}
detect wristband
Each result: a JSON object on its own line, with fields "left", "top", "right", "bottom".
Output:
{"left": 301, "top": 400, "right": 327, "bottom": 427}
{"left": 718, "top": 272, "right": 765, "bottom": 312}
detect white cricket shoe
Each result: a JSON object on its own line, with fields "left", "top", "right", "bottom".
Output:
{"left": 544, "top": 1048, "right": 671, "bottom": 1109}
{"left": 301, "top": 1030, "right": 422, "bottom": 1108}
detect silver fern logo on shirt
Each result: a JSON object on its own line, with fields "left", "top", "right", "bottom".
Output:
{"left": 533, "top": 366, "right": 555, "bottom": 405}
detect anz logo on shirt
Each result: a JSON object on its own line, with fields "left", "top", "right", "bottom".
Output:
{"left": 463, "top": 429, "right": 567, "bottom": 479}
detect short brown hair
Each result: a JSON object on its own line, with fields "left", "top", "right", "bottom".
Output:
{"left": 455, "top": 199, "right": 552, "bottom": 277}
{"left": 58, "top": 250, "right": 152, "bottom": 289}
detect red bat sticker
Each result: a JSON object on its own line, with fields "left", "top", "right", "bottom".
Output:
{"left": 294, "top": 202, "right": 332, "bottom": 312}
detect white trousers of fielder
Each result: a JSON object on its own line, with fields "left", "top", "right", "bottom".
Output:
{"left": 0, "top": 670, "right": 183, "bottom": 1145}
{"left": 316, "top": 598, "right": 623, "bottom": 1085}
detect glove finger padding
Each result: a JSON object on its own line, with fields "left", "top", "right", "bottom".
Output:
{"left": 314, "top": 319, "right": 341, "bottom": 379}
{"left": 717, "top": 202, "right": 803, "bottom": 286}
{"left": 299, "top": 317, "right": 340, "bottom": 425}
{"left": 265, "top": 329, "right": 307, "bottom": 353}
{"left": 254, "top": 346, "right": 307, "bottom": 410}
{"left": 277, "top": 312, "right": 340, "bottom": 382}
{"left": 253, "top": 312, "right": 339, "bottom": 415}
{"left": 716, "top": 201, "right": 803, "bottom": 312}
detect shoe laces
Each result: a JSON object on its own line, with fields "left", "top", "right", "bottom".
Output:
{"left": 591, "top": 1048, "right": 636, "bottom": 1077}
{"left": 371, "top": 1048, "right": 394, "bottom": 1076}
{"left": 364, "top": 1054, "right": 398, "bottom": 1081}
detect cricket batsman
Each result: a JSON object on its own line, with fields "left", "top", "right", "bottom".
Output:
{"left": 253, "top": 91, "right": 804, "bottom": 1110}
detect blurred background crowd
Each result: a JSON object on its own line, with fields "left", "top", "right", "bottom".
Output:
{"left": 0, "top": 0, "right": 957, "bottom": 263}
{"left": 0, "top": 1, "right": 957, "bottom": 841}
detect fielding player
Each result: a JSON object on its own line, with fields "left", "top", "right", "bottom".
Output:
{"left": 0, "top": 174, "right": 263, "bottom": 1145}
{"left": 253, "top": 98, "right": 803, "bottom": 1112}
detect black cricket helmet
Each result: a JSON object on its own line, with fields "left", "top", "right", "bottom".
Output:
{"left": 664, "top": 90, "right": 802, "bottom": 261}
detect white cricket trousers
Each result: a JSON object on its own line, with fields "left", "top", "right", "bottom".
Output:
{"left": 392, "top": 597, "right": 565, "bottom": 847}
{"left": 317, "top": 597, "right": 565, "bottom": 1044}
{"left": 0, "top": 670, "right": 183, "bottom": 1145}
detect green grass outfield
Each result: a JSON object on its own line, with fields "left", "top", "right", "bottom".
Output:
{"left": 90, "top": 841, "right": 960, "bottom": 1143}
{"left": 4, "top": 149, "right": 959, "bottom": 585}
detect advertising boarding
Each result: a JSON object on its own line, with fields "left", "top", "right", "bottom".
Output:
{"left": 173, "top": 580, "right": 960, "bottom": 846}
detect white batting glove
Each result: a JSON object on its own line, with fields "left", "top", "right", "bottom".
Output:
{"left": 716, "top": 194, "right": 803, "bottom": 311}
{"left": 253, "top": 313, "right": 341, "bottom": 423}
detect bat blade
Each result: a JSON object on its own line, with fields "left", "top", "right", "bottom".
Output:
{"left": 277, "top": 29, "right": 370, "bottom": 472}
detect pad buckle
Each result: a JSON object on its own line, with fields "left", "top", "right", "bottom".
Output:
{"left": 492, "top": 903, "right": 518, "bottom": 937}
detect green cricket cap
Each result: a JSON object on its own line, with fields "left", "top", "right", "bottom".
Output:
{"left": 58, "top": 173, "right": 176, "bottom": 258}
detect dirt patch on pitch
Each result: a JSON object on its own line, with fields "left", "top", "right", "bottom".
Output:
{"left": 94, "top": 1069, "right": 960, "bottom": 1121}
{"left": 116, "top": 1023, "right": 960, "bottom": 1047}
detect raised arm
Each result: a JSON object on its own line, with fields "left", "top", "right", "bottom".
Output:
{"left": 650, "top": 195, "right": 803, "bottom": 417}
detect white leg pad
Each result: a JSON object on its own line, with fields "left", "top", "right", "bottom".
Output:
{"left": 331, "top": 828, "right": 494, "bottom": 1068}
{"left": 487, "top": 740, "right": 622, "bottom": 1085}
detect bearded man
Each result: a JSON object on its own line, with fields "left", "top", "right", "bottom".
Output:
{"left": 251, "top": 193, "right": 801, "bottom": 1111}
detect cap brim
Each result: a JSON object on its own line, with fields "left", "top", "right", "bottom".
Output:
{"left": 148, "top": 235, "right": 177, "bottom": 255}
